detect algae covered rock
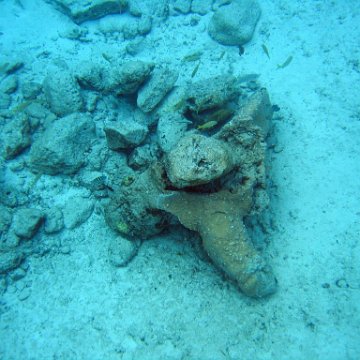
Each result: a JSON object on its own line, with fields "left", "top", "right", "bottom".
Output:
{"left": 185, "top": 75, "right": 239, "bottom": 113}
{"left": 104, "top": 118, "right": 148, "bottom": 150}
{"left": 1, "top": 115, "right": 31, "bottom": 160}
{"left": 208, "top": 0, "right": 261, "bottom": 46}
{"left": 43, "top": 70, "right": 83, "bottom": 117}
{"left": 137, "top": 66, "right": 179, "bottom": 113}
{"left": 12, "top": 208, "right": 44, "bottom": 239}
{"left": 46, "top": 0, "right": 127, "bottom": 24}
{"left": 165, "top": 133, "right": 233, "bottom": 188}
{"left": 28, "top": 113, "right": 95, "bottom": 175}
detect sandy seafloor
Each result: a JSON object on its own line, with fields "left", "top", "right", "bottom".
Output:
{"left": 0, "top": 0, "right": 360, "bottom": 359}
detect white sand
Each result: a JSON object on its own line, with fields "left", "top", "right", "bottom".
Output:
{"left": 0, "top": 0, "right": 359, "bottom": 359}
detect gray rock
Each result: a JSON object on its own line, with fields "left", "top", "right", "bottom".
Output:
{"left": 208, "top": 0, "right": 261, "bottom": 46}
{"left": 9, "top": 267, "right": 26, "bottom": 281}
{"left": 44, "top": 207, "right": 64, "bottom": 234}
{"left": 22, "top": 81, "right": 42, "bottom": 100}
{"left": 28, "top": 113, "right": 95, "bottom": 175}
{"left": 191, "top": 0, "right": 212, "bottom": 15}
{"left": 128, "top": 0, "right": 168, "bottom": 18}
{"left": 43, "top": 70, "right": 83, "bottom": 116}
{"left": 75, "top": 62, "right": 111, "bottom": 92}
{"left": 0, "top": 75, "right": 18, "bottom": 94}
{"left": 157, "top": 113, "right": 189, "bottom": 153}
{"left": 186, "top": 75, "right": 239, "bottom": 112}
{"left": 108, "top": 236, "right": 139, "bottom": 267}
{"left": 13, "top": 208, "right": 44, "bottom": 239}
{"left": 171, "top": 0, "right": 191, "bottom": 14}
{"left": 104, "top": 119, "right": 148, "bottom": 150}
{"left": 0, "top": 251, "right": 24, "bottom": 274}
{"left": 0, "top": 93, "right": 11, "bottom": 110}
{"left": 0, "top": 205, "right": 12, "bottom": 234}
{"left": 109, "top": 61, "right": 154, "bottom": 95}
{"left": 45, "top": 0, "right": 127, "bottom": 24}
{"left": 166, "top": 133, "right": 233, "bottom": 188}
{"left": 2, "top": 115, "right": 31, "bottom": 160}
{"left": 63, "top": 197, "right": 94, "bottom": 229}
{"left": 128, "top": 143, "right": 159, "bottom": 170}
{"left": 137, "top": 66, "right": 179, "bottom": 113}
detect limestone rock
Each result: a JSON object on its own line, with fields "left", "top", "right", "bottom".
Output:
{"left": 0, "top": 251, "right": 24, "bottom": 274}
{"left": 191, "top": 0, "right": 212, "bottom": 15}
{"left": 63, "top": 197, "right": 94, "bottom": 229}
{"left": 0, "top": 75, "right": 18, "bottom": 94}
{"left": 44, "top": 207, "right": 64, "bottom": 234}
{"left": 12, "top": 208, "right": 44, "bottom": 239}
{"left": 128, "top": 0, "right": 168, "bottom": 18}
{"left": 208, "top": 0, "right": 261, "bottom": 46}
{"left": 137, "top": 66, "right": 179, "bottom": 113}
{"left": 165, "top": 133, "right": 233, "bottom": 188}
{"left": 186, "top": 75, "right": 239, "bottom": 113}
{"left": 104, "top": 119, "right": 148, "bottom": 150}
{"left": 43, "top": 70, "right": 83, "bottom": 116}
{"left": 110, "top": 61, "right": 154, "bottom": 95}
{"left": 2, "top": 115, "right": 31, "bottom": 160}
{"left": 108, "top": 236, "right": 139, "bottom": 267}
{"left": 28, "top": 113, "right": 95, "bottom": 175}
{"left": 157, "top": 113, "right": 189, "bottom": 153}
{"left": 46, "top": 0, "right": 127, "bottom": 24}
{"left": 170, "top": 0, "right": 191, "bottom": 14}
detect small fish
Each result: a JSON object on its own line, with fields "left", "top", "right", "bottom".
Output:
{"left": 11, "top": 100, "right": 33, "bottom": 114}
{"left": 183, "top": 51, "right": 203, "bottom": 62}
{"left": 197, "top": 120, "right": 218, "bottom": 131}
{"left": 102, "top": 53, "right": 112, "bottom": 62}
{"left": 191, "top": 62, "right": 200, "bottom": 78}
{"left": 238, "top": 46, "right": 245, "bottom": 56}
{"left": 262, "top": 44, "right": 270, "bottom": 59}
{"left": 219, "top": 51, "right": 225, "bottom": 60}
{"left": 277, "top": 55, "right": 293, "bottom": 69}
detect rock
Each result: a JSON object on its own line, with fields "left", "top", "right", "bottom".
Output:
{"left": 186, "top": 75, "right": 239, "bottom": 113}
{"left": 63, "top": 197, "right": 94, "bottom": 229}
{"left": 128, "top": 143, "right": 159, "bottom": 170}
{"left": 157, "top": 113, "right": 189, "bottom": 153}
{"left": 28, "top": 113, "right": 95, "bottom": 175}
{"left": 45, "top": 0, "right": 127, "bottom": 24}
{"left": 128, "top": 0, "right": 168, "bottom": 18}
{"left": 110, "top": 61, "right": 154, "bottom": 95}
{"left": 43, "top": 69, "right": 83, "bottom": 116}
{"left": 22, "top": 81, "right": 42, "bottom": 100}
{"left": 9, "top": 267, "right": 26, "bottom": 281}
{"left": 170, "top": 0, "right": 191, "bottom": 14}
{"left": 104, "top": 119, "right": 148, "bottom": 150}
{"left": 0, "top": 93, "right": 11, "bottom": 110}
{"left": 0, "top": 75, "right": 18, "bottom": 94}
{"left": 0, "top": 205, "right": 12, "bottom": 235}
{"left": 165, "top": 133, "right": 233, "bottom": 188}
{"left": 0, "top": 251, "right": 24, "bottom": 274}
{"left": 208, "top": 0, "right": 261, "bottom": 46}
{"left": 137, "top": 66, "right": 179, "bottom": 113}
{"left": 75, "top": 62, "right": 110, "bottom": 92}
{"left": 108, "top": 236, "right": 139, "bottom": 267}
{"left": 191, "top": 0, "right": 212, "bottom": 15}
{"left": 78, "top": 171, "right": 107, "bottom": 192}
{"left": 12, "top": 208, "right": 44, "bottom": 239}
{"left": 1, "top": 115, "right": 31, "bottom": 160}
{"left": 44, "top": 207, "right": 64, "bottom": 234}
